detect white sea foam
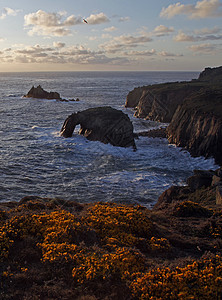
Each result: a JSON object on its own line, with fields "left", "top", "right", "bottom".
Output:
{"left": 0, "top": 71, "right": 218, "bottom": 204}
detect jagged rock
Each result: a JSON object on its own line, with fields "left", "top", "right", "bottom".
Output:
{"left": 167, "top": 90, "right": 222, "bottom": 165}
{"left": 212, "top": 175, "right": 221, "bottom": 186}
{"left": 125, "top": 86, "right": 145, "bottom": 108}
{"left": 198, "top": 66, "right": 222, "bottom": 82}
{"left": 60, "top": 106, "right": 136, "bottom": 149}
{"left": 134, "top": 84, "right": 202, "bottom": 122}
{"left": 154, "top": 186, "right": 190, "bottom": 209}
{"left": 138, "top": 127, "right": 166, "bottom": 138}
{"left": 187, "top": 170, "right": 214, "bottom": 191}
{"left": 125, "top": 66, "right": 222, "bottom": 124}
{"left": 24, "top": 85, "right": 62, "bottom": 100}
{"left": 216, "top": 185, "right": 222, "bottom": 205}
{"left": 215, "top": 167, "right": 222, "bottom": 178}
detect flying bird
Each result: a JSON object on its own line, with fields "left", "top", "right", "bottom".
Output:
{"left": 83, "top": 19, "right": 88, "bottom": 24}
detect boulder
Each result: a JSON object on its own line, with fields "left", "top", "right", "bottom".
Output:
{"left": 24, "top": 85, "right": 61, "bottom": 100}
{"left": 60, "top": 106, "right": 137, "bottom": 149}
{"left": 187, "top": 170, "right": 214, "bottom": 191}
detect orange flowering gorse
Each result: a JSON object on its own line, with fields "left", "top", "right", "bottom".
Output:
{"left": 0, "top": 199, "right": 222, "bottom": 299}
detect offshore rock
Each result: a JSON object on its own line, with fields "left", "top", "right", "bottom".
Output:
{"left": 60, "top": 106, "right": 137, "bottom": 149}
{"left": 24, "top": 85, "right": 62, "bottom": 100}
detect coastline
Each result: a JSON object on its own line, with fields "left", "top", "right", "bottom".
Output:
{"left": 1, "top": 68, "right": 222, "bottom": 299}
{"left": 1, "top": 171, "right": 222, "bottom": 299}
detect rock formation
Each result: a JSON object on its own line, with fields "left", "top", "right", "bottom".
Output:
{"left": 60, "top": 106, "right": 137, "bottom": 149}
{"left": 24, "top": 85, "right": 62, "bottom": 100}
{"left": 125, "top": 66, "right": 222, "bottom": 123}
{"left": 167, "top": 89, "right": 222, "bottom": 165}
{"left": 125, "top": 86, "right": 145, "bottom": 108}
{"left": 126, "top": 66, "right": 222, "bottom": 165}
{"left": 133, "top": 84, "right": 202, "bottom": 122}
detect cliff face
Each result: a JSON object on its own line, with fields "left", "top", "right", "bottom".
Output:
{"left": 125, "top": 86, "right": 145, "bottom": 108}
{"left": 167, "top": 90, "right": 222, "bottom": 165}
{"left": 134, "top": 84, "right": 201, "bottom": 122}
{"left": 126, "top": 66, "right": 222, "bottom": 123}
{"left": 126, "top": 66, "right": 222, "bottom": 165}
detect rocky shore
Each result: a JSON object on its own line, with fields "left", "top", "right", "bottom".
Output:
{"left": 0, "top": 172, "right": 222, "bottom": 300}
{"left": 1, "top": 68, "right": 222, "bottom": 299}
{"left": 128, "top": 66, "right": 222, "bottom": 165}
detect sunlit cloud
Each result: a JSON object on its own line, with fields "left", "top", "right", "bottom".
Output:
{"left": 153, "top": 25, "right": 174, "bottom": 36}
{"left": 86, "top": 12, "right": 109, "bottom": 25}
{"left": 0, "top": 7, "right": 21, "bottom": 20}
{"left": 194, "top": 26, "right": 221, "bottom": 34}
{"left": 158, "top": 50, "right": 183, "bottom": 57}
{"left": 119, "top": 16, "right": 130, "bottom": 22}
{"left": 100, "top": 34, "right": 153, "bottom": 53}
{"left": 124, "top": 49, "right": 156, "bottom": 56}
{"left": 174, "top": 31, "right": 196, "bottom": 42}
{"left": 160, "top": 0, "right": 222, "bottom": 19}
{"left": 188, "top": 43, "right": 220, "bottom": 53}
{"left": 104, "top": 26, "right": 117, "bottom": 32}
{"left": 53, "top": 42, "right": 66, "bottom": 48}
{"left": 174, "top": 29, "right": 222, "bottom": 41}
{"left": 24, "top": 10, "right": 83, "bottom": 36}
{"left": 23, "top": 10, "right": 109, "bottom": 37}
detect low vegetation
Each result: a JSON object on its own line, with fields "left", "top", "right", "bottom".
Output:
{"left": 0, "top": 191, "right": 222, "bottom": 299}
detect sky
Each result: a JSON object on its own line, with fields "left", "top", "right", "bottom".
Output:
{"left": 0, "top": 0, "right": 222, "bottom": 72}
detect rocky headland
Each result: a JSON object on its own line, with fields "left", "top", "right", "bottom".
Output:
{"left": 1, "top": 68, "right": 222, "bottom": 299}
{"left": 127, "top": 66, "right": 222, "bottom": 165}
{"left": 61, "top": 106, "right": 137, "bottom": 149}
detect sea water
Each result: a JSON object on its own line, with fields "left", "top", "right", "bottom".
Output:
{"left": 0, "top": 71, "right": 218, "bottom": 207}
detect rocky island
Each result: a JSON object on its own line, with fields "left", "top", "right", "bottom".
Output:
{"left": 24, "top": 85, "right": 80, "bottom": 102}
{"left": 24, "top": 85, "right": 62, "bottom": 100}
{"left": 61, "top": 106, "right": 137, "bottom": 149}
{"left": 126, "top": 66, "right": 222, "bottom": 165}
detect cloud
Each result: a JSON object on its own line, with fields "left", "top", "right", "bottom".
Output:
{"left": 188, "top": 43, "right": 220, "bottom": 53}
{"left": 153, "top": 25, "right": 174, "bottom": 36}
{"left": 86, "top": 12, "right": 109, "bottom": 25}
{"left": 160, "top": 0, "right": 222, "bottom": 19}
{"left": 104, "top": 26, "right": 117, "bottom": 32}
{"left": 53, "top": 42, "right": 66, "bottom": 48}
{"left": 194, "top": 26, "right": 221, "bottom": 34}
{"left": 0, "top": 7, "right": 21, "bottom": 19}
{"left": 119, "top": 16, "right": 130, "bottom": 22}
{"left": 174, "top": 31, "right": 196, "bottom": 42}
{"left": 101, "top": 34, "right": 112, "bottom": 39}
{"left": 0, "top": 42, "right": 131, "bottom": 66}
{"left": 100, "top": 34, "right": 152, "bottom": 53}
{"left": 158, "top": 51, "right": 183, "bottom": 57}
{"left": 24, "top": 10, "right": 82, "bottom": 36}
{"left": 124, "top": 49, "right": 156, "bottom": 56}
{"left": 15, "top": 44, "right": 54, "bottom": 55}
{"left": 174, "top": 29, "right": 222, "bottom": 41}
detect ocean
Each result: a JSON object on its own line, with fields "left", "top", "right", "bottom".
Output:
{"left": 0, "top": 71, "right": 218, "bottom": 207}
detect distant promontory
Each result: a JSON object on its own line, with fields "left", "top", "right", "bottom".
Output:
{"left": 126, "top": 66, "right": 222, "bottom": 165}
